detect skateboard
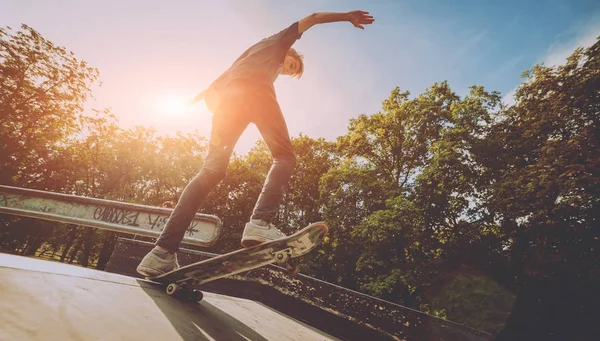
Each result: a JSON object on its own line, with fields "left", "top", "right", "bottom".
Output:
{"left": 148, "top": 221, "right": 329, "bottom": 301}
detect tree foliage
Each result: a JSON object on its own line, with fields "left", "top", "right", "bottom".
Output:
{"left": 0, "top": 24, "right": 99, "bottom": 186}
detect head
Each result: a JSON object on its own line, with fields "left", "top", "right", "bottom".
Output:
{"left": 281, "top": 47, "right": 304, "bottom": 79}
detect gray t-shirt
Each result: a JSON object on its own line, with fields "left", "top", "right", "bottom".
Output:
{"left": 208, "top": 22, "right": 303, "bottom": 91}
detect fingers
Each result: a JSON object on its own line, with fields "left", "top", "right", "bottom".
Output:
{"left": 357, "top": 18, "right": 373, "bottom": 26}
{"left": 356, "top": 10, "right": 373, "bottom": 18}
{"left": 361, "top": 14, "right": 374, "bottom": 23}
{"left": 352, "top": 10, "right": 374, "bottom": 25}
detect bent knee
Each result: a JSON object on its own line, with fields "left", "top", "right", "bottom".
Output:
{"left": 200, "top": 165, "right": 227, "bottom": 184}
{"left": 274, "top": 152, "right": 296, "bottom": 169}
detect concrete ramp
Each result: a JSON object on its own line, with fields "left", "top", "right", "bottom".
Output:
{"left": 0, "top": 253, "right": 340, "bottom": 341}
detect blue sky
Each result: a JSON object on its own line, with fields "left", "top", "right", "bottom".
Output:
{"left": 2, "top": 0, "right": 599, "bottom": 154}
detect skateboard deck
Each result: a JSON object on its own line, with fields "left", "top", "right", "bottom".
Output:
{"left": 149, "top": 221, "right": 328, "bottom": 301}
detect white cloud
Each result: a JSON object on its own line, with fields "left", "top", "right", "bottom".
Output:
{"left": 543, "top": 22, "right": 600, "bottom": 67}
{"left": 502, "top": 19, "right": 600, "bottom": 106}
{"left": 501, "top": 87, "right": 517, "bottom": 107}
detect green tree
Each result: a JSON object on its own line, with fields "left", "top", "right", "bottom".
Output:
{"left": 0, "top": 24, "right": 99, "bottom": 187}
{"left": 412, "top": 85, "right": 514, "bottom": 328}
{"left": 317, "top": 84, "right": 458, "bottom": 290}
{"left": 485, "top": 38, "right": 600, "bottom": 340}
{"left": 331, "top": 82, "right": 460, "bottom": 297}
{"left": 322, "top": 81, "right": 517, "bottom": 334}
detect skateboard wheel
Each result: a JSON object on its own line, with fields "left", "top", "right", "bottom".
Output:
{"left": 189, "top": 290, "right": 204, "bottom": 302}
{"left": 274, "top": 251, "right": 289, "bottom": 264}
{"left": 166, "top": 283, "right": 181, "bottom": 296}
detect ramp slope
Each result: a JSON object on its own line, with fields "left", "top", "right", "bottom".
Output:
{"left": 0, "top": 253, "right": 340, "bottom": 341}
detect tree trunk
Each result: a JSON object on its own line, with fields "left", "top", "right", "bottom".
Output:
{"left": 22, "top": 231, "right": 44, "bottom": 256}
{"left": 60, "top": 227, "right": 79, "bottom": 263}
{"left": 68, "top": 242, "right": 82, "bottom": 264}
{"left": 80, "top": 228, "right": 95, "bottom": 268}
{"left": 96, "top": 232, "right": 118, "bottom": 270}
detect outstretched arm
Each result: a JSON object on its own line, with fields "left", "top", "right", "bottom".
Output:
{"left": 298, "top": 11, "right": 374, "bottom": 34}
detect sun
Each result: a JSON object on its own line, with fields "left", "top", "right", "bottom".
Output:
{"left": 158, "top": 97, "right": 190, "bottom": 117}
{"left": 141, "top": 93, "right": 214, "bottom": 137}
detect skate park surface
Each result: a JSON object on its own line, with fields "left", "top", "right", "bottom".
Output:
{"left": 0, "top": 253, "right": 341, "bottom": 341}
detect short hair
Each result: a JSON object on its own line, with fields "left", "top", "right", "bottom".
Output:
{"left": 287, "top": 47, "right": 304, "bottom": 78}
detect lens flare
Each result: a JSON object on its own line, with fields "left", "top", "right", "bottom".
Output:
{"left": 159, "top": 98, "right": 188, "bottom": 116}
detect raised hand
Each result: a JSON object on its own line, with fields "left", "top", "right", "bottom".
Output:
{"left": 347, "top": 10, "right": 375, "bottom": 30}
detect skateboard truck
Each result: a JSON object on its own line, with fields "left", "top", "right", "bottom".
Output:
{"left": 273, "top": 247, "right": 292, "bottom": 264}
{"left": 273, "top": 247, "right": 300, "bottom": 276}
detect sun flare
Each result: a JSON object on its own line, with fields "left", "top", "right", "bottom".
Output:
{"left": 143, "top": 94, "right": 213, "bottom": 137}
{"left": 159, "top": 98, "right": 190, "bottom": 117}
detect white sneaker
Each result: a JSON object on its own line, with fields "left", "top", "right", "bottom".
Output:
{"left": 136, "top": 247, "right": 180, "bottom": 278}
{"left": 241, "top": 219, "right": 287, "bottom": 248}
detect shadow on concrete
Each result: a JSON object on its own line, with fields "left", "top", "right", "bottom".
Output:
{"left": 137, "top": 280, "right": 269, "bottom": 341}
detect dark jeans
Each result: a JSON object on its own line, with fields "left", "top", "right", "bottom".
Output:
{"left": 156, "top": 81, "right": 296, "bottom": 252}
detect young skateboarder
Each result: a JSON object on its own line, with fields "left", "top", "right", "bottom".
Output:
{"left": 137, "top": 10, "right": 374, "bottom": 277}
